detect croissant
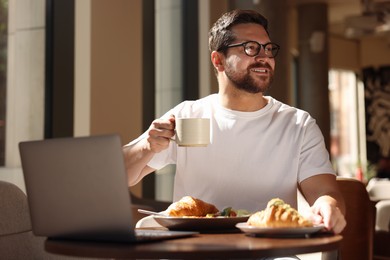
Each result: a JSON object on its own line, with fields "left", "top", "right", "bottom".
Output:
{"left": 166, "top": 196, "right": 219, "bottom": 217}
{"left": 247, "top": 198, "right": 312, "bottom": 228}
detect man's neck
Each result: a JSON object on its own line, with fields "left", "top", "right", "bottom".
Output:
{"left": 218, "top": 88, "right": 268, "bottom": 112}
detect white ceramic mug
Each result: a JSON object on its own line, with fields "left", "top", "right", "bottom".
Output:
{"left": 174, "top": 118, "right": 210, "bottom": 147}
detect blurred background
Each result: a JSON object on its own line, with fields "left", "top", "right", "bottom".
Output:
{"left": 1, "top": 0, "right": 390, "bottom": 201}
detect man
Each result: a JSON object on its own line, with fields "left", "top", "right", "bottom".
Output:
{"left": 123, "top": 9, "right": 346, "bottom": 234}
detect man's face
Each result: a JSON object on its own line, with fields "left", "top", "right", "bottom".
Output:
{"left": 223, "top": 23, "right": 276, "bottom": 94}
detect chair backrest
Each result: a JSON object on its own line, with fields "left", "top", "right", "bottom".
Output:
{"left": 0, "top": 181, "right": 31, "bottom": 235}
{"left": 337, "top": 177, "right": 376, "bottom": 260}
{"left": 0, "top": 181, "right": 48, "bottom": 258}
{"left": 0, "top": 180, "right": 104, "bottom": 259}
{"left": 366, "top": 178, "right": 390, "bottom": 201}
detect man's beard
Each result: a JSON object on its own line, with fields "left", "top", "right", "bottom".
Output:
{"left": 225, "top": 63, "right": 274, "bottom": 94}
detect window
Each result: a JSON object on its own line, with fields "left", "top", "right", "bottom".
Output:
{"left": 329, "top": 69, "right": 367, "bottom": 179}
{"left": 0, "top": 0, "right": 8, "bottom": 166}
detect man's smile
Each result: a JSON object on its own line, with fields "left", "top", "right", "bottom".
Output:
{"left": 251, "top": 67, "right": 268, "bottom": 74}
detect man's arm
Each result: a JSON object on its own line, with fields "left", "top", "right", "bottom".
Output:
{"left": 123, "top": 116, "right": 175, "bottom": 186}
{"left": 300, "top": 174, "right": 347, "bottom": 234}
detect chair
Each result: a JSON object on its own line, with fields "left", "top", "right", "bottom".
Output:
{"left": 336, "top": 177, "right": 376, "bottom": 260}
{"left": 0, "top": 180, "right": 49, "bottom": 259}
{"left": 367, "top": 178, "right": 390, "bottom": 201}
{"left": 373, "top": 200, "right": 390, "bottom": 260}
{"left": 375, "top": 200, "right": 390, "bottom": 232}
{"left": 0, "top": 180, "right": 93, "bottom": 259}
{"left": 366, "top": 179, "right": 390, "bottom": 259}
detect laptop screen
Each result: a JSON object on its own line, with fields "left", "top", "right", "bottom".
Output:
{"left": 19, "top": 134, "right": 136, "bottom": 241}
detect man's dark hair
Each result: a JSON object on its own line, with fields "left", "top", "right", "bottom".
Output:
{"left": 208, "top": 9, "right": 269, "bottom": 54}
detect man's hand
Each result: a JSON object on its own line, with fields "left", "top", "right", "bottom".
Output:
{"left": 123, "top": 115, "right": 176, "bottom": 186}
{"left": 144, "top": 115, "right": 176, "bottom": 153}
{"left": 309, "top": 196, "right": 346, "bottom": 234}
{"left": 300, "top": 174, "right": 347, "bottom": 234}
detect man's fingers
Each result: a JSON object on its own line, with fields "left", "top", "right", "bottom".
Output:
{"left": 153, "top": 118, "right": 175, "bottom": 130}
{"left": 149, "top": 127, "right": 175, "bottom": 139}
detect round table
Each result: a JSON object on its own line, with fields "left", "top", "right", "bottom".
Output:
{"left": 45, "top": 232, "right": 342, "bottom": 259}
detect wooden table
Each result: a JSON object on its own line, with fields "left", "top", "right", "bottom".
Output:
{"left": 45, "top": 232, "right": 342, "bottom": 259}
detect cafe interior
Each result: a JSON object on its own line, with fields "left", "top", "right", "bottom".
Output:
{"left": 1, "top": 0, "right": 390, "bottom": 259}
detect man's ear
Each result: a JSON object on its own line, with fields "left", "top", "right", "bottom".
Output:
{"left": 211, "top": 51, "right": 224, "bottom": 72}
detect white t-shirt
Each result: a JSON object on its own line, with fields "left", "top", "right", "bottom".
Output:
{"left": 127, "top": 94, "right": 335, "bottom": 212}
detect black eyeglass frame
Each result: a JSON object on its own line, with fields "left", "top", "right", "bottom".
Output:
{"left": 220, "top": 41, "right": 280, "bottom": 58}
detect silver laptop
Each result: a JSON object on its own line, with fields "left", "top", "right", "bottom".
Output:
{"left": 19, "top": 134, "right": 196, "bottom": 242}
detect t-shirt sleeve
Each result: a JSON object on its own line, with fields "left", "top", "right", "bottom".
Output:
{"left": 298, "top": 117, "right": 336, "bottom": 182}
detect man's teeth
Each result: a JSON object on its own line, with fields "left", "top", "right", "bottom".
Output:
{"left": 253, "top": 68, "right": 267, "bottom": 73}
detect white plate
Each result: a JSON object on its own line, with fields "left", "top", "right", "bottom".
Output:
{"left": 236, "top": 222, "right": 326, "bottom": 237}
{"left": 153, "top": 216, "right": 249, "bottom": 231}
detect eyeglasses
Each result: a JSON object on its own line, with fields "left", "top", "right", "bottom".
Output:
{"left": 222, "top": 41, "right": 280, "bottom": 58}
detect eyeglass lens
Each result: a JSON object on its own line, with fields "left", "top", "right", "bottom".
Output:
{"left": 244, "top": 42, "right": 279, "bottom": 58}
